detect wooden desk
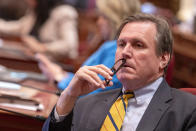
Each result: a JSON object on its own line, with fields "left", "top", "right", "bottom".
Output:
{"left": 0, "top": 78, "right": 59, "bottom": 131}
{"left": 0, "top": 39, "right": 41, "bottom": 73}
{"left": 172, "top": 28, "right": 196, "bottom": 88}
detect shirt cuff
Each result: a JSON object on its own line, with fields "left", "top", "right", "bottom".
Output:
{"left": 54, "top": 107, "right": 68, "bottom": 122}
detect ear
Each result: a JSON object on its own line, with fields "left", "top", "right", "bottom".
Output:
{"left": 159, "top": 53, "right": 170, "bottom": 70}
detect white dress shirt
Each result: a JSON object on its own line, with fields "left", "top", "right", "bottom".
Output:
{"left": 121, "top": 77, "right": 163, "bottom": 131}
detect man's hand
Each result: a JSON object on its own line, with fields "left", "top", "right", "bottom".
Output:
{"left": 56, "top": 64, "right": 113, "bottom": 115}
{"left": 67, "top": 64, "right": 113, "bottom": 96}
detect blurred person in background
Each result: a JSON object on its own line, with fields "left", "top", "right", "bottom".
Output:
{"left": 0, "top": 0, "right": 78, "bottom": 61}
{"left": 177, "top": 0, "right": 196, "bottom": 33}
{"left": 140, "top": 0, "right": 180, "bottom": 27}
{"left": 0, "top": 0, "right": 28, "bottom": 21}
{"left": 36, "top": 0, "right": 141, "bottom": 94}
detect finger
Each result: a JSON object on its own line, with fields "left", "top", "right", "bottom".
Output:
{"left": 83, "top": 68, "right": 105, "bottom": 89}
{"left": 96, "top": 64, "right": 113, "bottom": 75}
{"left": 103, "top": 80, "right": 113, "bottom": 87}
{"left": 88, "top": 66, "right": 113, "bottom": 81}
{"left": 78, "top": 71, "right": 105, "bottom": 89}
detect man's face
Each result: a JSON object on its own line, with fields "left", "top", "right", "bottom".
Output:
{"left": 116, "top": 22, "right": 165, "bottom": 90}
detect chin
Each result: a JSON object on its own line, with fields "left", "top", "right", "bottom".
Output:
{"left": 118, "top": 75, "right": 137, "bottom": 84}
{"left": 118, "top": 73, "right": 140, "bottom": 84}
{"left": 117, "top": 72, "right": 135, "bottom": 80}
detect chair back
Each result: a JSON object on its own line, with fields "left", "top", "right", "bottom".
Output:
{"left": 180, "top": 88, "right": 196, "bottom": 95}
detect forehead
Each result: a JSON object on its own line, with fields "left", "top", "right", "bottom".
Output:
{"left": 118, "top": 21, "right": 157, "bottom": 39}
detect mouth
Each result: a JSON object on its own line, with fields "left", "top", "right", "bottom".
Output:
{"left": 122, "top": 64, "right": 134, "bottom": 69}
{"left": 123, "top": 65, "right": 129, "bottom": 67}
{"left": 123, "top": 64, "right": 131, "bottom": 67}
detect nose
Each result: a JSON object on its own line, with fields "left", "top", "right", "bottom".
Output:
{"left": 122, "top": 44, "right": 132, "bottom": 58}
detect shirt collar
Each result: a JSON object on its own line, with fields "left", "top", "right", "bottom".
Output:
{"left": 123, "top": 77, "right": 163, "bottom": 104}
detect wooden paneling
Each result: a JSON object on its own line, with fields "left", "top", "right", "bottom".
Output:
{"left": 172, "top": 27, "right": 196, "bottom": 88}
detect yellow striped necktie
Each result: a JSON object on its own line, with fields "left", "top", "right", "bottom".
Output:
{"left": 100, "top": 92, "right": 134, "bottom": 131}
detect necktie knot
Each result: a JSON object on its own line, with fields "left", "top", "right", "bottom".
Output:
{"left": 122, "top": 92, "right": 134, "bottom": 100}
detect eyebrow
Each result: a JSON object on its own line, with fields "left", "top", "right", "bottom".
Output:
{"left": 117, "top": 37, "right": 145, "bottom": 43}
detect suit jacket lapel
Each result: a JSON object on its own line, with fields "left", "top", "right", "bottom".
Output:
{"left": 85, "top": 88, "right": 122, "bottom": 130}
{"left": 136, "top": 79, "right": 173, "bottom": 131}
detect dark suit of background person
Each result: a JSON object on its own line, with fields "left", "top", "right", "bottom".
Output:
{"left": 42, "top": 13, "right": 196, "bottom": 131}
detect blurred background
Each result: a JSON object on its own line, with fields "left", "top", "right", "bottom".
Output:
{"left": 0, "top": 0, "right": 196, "bottom": 130}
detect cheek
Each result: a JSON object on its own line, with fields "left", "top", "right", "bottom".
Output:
{"left": 135, "top": 53, "right": 153, "bottom": 71}
{"left": 137, "top": 53, "right": 160, "bottom": 72}
{"left": 135, "top": 52, "right": 148, "bottom": 64}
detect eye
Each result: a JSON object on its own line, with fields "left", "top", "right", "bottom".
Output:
{"left": 132, "top": 40, "right": 144, "bottom": 49}
{"left": 117, "top": 40, "right": 126, "bottom": 48}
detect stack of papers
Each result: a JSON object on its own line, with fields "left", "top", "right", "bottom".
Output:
{"left": 0, "top": 81, "right": 44, "bottom": 111}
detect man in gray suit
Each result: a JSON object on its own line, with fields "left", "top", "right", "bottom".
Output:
{"left": 42, "top": 13, "right": 196, "bottom": 131}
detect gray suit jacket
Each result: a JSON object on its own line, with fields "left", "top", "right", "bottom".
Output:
{"left": 43, "top": 79, "right": 196, "bottom": 131}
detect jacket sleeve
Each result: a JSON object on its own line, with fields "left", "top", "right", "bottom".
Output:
{"left": 42, "top": 108, "right": 73, "bottom": 131}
